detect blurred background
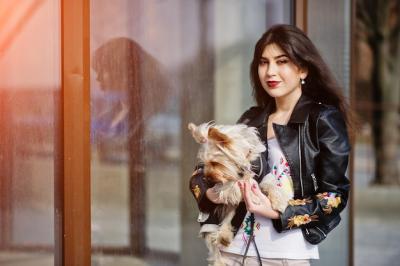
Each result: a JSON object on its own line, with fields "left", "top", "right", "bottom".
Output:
{"left": 0, "top": 0, "right": 398, "bottom": 265}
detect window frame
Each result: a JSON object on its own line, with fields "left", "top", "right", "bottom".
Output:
{"left": 57, "top": 0, "right": 91, "bottom": 265}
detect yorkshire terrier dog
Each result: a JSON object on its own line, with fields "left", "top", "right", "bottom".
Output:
{"left": 188, "top": 122, "right": 293, "bottom": 266}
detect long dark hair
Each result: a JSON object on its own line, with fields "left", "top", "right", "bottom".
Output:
{"left": 250, "top": 24, "right": 353, "bottom": 129}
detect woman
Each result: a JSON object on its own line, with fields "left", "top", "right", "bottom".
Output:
{"left": 189, "top": 24, "right": 352, "bottom": 266}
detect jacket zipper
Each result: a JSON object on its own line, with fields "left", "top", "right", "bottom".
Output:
{"left": 299, "top": 124, "right": 310, "bottom": 236}
{"left": 298, "top": 124, "right": 304, "bottom": 197}
{"left": 316, "top": 226, "right": 327, "bottom": 238}
{"left": 299, "top": 124, "right": 326, "bottom": 238}
{"left": 311, "top": 173, "right": 318, "bottom": 191}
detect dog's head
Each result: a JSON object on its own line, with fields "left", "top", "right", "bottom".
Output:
{"left": 188, "top": 122, "right": 266, "bottom": 183}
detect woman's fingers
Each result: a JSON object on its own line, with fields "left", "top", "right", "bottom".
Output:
{"left": 239, "top": 180, "right": 269, "bottom": 213}
{"left": 244, "top": 181, "right": 251, "bottom": 198}
{"left": 238, "top": 181, "right": 246, "bottom": 203}
{"left": 238, "top": 181, "right": 249, "bottom": 202}
{"left": 251, "top": 182, "right": 265, "bottom": 198}
{"left": 244, "top": 181, "right": 257, "bottom": 211}
{"left": 239, "top": 180, "right": 280, "bottom": 219}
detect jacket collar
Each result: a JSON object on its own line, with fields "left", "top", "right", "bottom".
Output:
{"left": 251, "top": 93, "right": 315, "bottom": 127}
{"left": 287, "top": 93, "right": 315, "bottom": 123}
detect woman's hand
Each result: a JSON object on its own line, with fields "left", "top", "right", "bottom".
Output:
{"left": 238, "top": 180, "right": 280, "bottom": 219}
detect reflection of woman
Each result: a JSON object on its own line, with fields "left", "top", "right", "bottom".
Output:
{"left": 92, "top": 37, "right": 144, "bottom": 161}
{"left": 190, "top": 25, "right": 352, "bottom": 265}
{"left": 92, "top": 37, "right": 170, "bottom": 254}
{"left": 92, "top": 37, "right": 168, "bottom": 139}
{"left": 92, "top": 37, "right": 171, "bottom": 160}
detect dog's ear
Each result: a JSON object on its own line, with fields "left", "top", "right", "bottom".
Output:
{"left": 188, "top": 122, "right": 207, "bottom": 143}
{"left": 208, "top": 127, "right": 231, "bottom": 147}
{"left": 205, "top": 161, "right": 235, "bottom": 183}
{"left": 188, "top": 122, "right": 196, "bottom": 132}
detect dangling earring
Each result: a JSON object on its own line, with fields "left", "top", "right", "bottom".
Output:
{"left": 300, "top": 78, "right": 305, "bottom": 85}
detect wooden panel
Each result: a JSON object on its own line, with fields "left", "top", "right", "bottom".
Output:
{"left": 0, "top": 91, "right": 12, "bottom": 249}
{"left": 60, "top": 0, "right": 91, "bottom": 265}
{"left": 294, "top": 0, "right": 308, "bottom": 33}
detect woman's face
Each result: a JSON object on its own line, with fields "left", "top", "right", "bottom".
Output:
{"left": 258, "top": 43, "right": 307, "bottom": 99}
{"left": 95, "top": 68, "right": 128, "bottom": 92}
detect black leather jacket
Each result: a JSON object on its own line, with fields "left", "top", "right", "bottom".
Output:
{"left": 189, "top": 93, "right": 351, "bottom": 241}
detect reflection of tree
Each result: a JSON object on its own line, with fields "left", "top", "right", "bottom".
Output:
{"left": 357, "top": 0, "right": 400, "bottom": 184}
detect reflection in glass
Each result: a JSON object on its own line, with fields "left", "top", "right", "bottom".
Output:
{"left": 90, "top": 0, "right": 292, "bottom": 265}
{"left": 91, "top": 35, "right": 176, "bottom": 251}
{"left": 306, "top": 1, "right": 352, "bottom": 265}
{"left": 0, "top": 0, "right": 59, "bottom": 265}
{"left": 354, "top": 1, "right": 400, "bottom": 265}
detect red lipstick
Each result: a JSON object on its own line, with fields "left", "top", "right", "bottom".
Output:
{"left": 267, "top": 81, "right": 280, "bottom": 88}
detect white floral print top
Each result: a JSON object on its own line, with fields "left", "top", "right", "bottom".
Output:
{"left": 222, "top": 138, "right": 319, "bottom": 259}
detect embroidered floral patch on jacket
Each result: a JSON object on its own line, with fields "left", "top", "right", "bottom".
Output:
{"left": 288, "top": 198, "right": 313, "bottom": 206}
{"left": 192, "top": 185, "right": 201, "bottom": 199}
{"left": 287, "top": 214, "right": 319, "bottom": 229}
{"left": 316, "top": 192, "right": 341, "bottom": 214}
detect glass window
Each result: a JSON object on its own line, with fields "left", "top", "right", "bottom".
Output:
{"left": 0, "top": 1, "right": 60, "bottom": 265}
{"left": 90, "top": 0, "right": 293, "bottom": 265}
{"left": 354, "top": 1, "right": 400, "bottom": 265}
{"left": 307, "top": 1, "right": 352, "bottom": 265}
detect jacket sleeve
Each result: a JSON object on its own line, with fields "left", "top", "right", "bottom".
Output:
{"left": 189, "top": 163, "right": 219, "bottom": 213}
{"left": 273, "top": 106, "right": 351, "bottom": 232}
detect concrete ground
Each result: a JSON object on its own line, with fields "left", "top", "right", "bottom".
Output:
{"left": 354, "top": 187, "right": 400, "bottom": 266}
{"left": 0, "top": 252, "right": 174, "bottom": 266}
{"left": 352, "top": 141, "right": 400, "bottom": 266}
